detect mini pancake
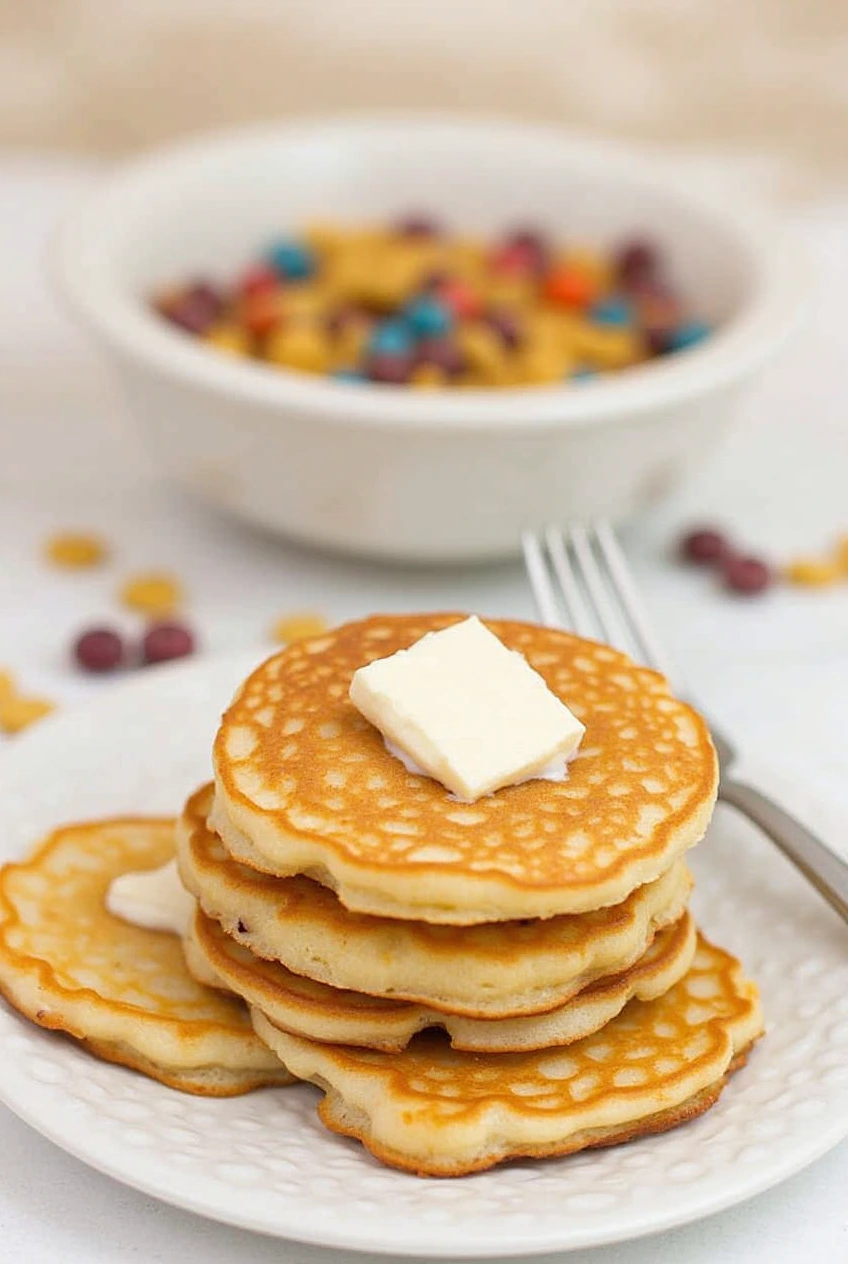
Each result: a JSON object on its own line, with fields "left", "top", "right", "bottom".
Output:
{"left": 186, "top": 906, "right": 697, "bottom": 1053}
{"left": 179, "top": 785, "right": 693, "bottom": 1019}
{"left": 0, "top": 816, "right": 294, "bottom": 1096}
{"left": 252, "top": 933, "right": 763, "bottom": 1176}
{"left": 212, "top": 614, "right": 717, "bottom": 924}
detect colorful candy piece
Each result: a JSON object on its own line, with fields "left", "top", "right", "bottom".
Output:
{"left": 543, "top": 265, "right": 597, "bottom": 309}
{"left": 119, "top": 572, "right": 183, "bottom": 617}
{"left": 667, "top": 320, "right": 711, "bottom": 352}
{"left": 590, "top": 297, "right": 632, "bottom": 327}
{"left": 404, "top": 295, "right": 453, "bottom": 338}
{"left": 369, "top": 320, "right": 414, "bottom": 357}
{"left": 142, "top": 622, "right": 196, "bottom": 665}
{"left": 368, "top": 353, "right": 414, "bottom": 384}
{"left": 722, "top": 555, "right": 772, "bottom": 595}
{"left": 74, "top": 627, "right": 125, "bottom": 674}
{"left": 679, "top": 528, "right": 729, "bottom": 566}
{"left": 266, "top": 240, "right": 316, "bottom": 281}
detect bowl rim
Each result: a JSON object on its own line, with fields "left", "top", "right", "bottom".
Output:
{"left": 52, "top": 112, "right": 806, "bottom": 432}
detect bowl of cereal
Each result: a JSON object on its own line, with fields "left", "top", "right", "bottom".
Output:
{"left": 54, "top": 116, "right": 802, "bottom": 562}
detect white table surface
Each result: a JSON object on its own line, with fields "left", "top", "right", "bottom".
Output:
{"left": 1, "top": 158, "right": 847, "bottom": 1263}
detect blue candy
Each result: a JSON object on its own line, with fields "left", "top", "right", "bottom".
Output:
{"left": 369, "top": 320, "right": 413, "bottom": 357}
{"left": 332, "top": 368, "right": 365, "bottom": 383}
{"left": 266, "top": 239, "right": 316, "bottom": 281}
{"left": 570, "top": 366, "right": 597, "bottom": 382}
{"left": 590, "top": 297, "right": 632, "bottom": 326}
{"left": 404, "top": 295, "right": 453, "bottom": 338}
{"left": 667, "top": 320, "right": 711, "bottom": 352}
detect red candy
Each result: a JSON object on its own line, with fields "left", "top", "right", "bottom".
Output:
{"left": 242, "top": 288, "right": 286, "bottom": 338}
{"left": 723, "top": 556, "right": 772, "bottom": 595}
{"left": 142, "top": 622, "right": 196, "bottom": 665}
{"left": 239, "top": 265, "right": 279, "bottom": 300}
{"left": 543, "top": 265, "right": 596, "bottom": 309}
{"left": 490, "top": 243, "right": 538, "bottom": 276}
{"left": 679, "top": 528, "right": 729, "bottom": 565}
{"left": 74, "top": 627, "right": 125, "bottom": 674}
{"left": 437, "top": 278, "right": 483, "bottom": 321}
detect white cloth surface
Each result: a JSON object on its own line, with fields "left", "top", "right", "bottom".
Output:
{"left": 1, "top": 157, "right": 847, "bottom": 1263}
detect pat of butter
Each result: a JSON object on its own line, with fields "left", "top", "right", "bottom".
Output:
{"left": 349, "top": 616, "right": 585, "bottom": 801}
{"left": 106, "top": 858, "right": 194, "bottom": 937}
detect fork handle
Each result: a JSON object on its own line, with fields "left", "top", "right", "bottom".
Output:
{"left": 720, "top": 778, "right": 848, "bottom": 925}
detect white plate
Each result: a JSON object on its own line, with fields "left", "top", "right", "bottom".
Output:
{"left": 1, "top": 652, "right": 847, "bottom": 1258}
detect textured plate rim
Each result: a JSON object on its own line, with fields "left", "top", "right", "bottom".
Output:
{"left": 0, "top": 651, "right": 846, "bottom": 1258}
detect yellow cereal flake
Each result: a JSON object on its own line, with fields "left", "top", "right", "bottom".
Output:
{"left": 0, "top": 695, "right": 55, "bottom": 735}
{"left": 265, "top": 322, "right": 331, "bottom": 374}
{"left": 45, "top": 531, "right": 109, "bottom": 569}
{"left": 785, "top": 557, "right": 842, "bottom": 588}
{"left": 120, "top": 572, "right": 183, "bottom": 616}
{"left": 411, "top": 364, "right": 448, "bottom": 389}
{"left": 204, "top": 322, "right": 252, "bottom": 356}
{"left": 833, "top": 535, "right": 848, "bottom": 575}
{"left": 271, "top": 613, "right": 328, "bottom": 645}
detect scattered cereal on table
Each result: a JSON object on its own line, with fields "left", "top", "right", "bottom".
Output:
{"left": 0, "top": 669, "right": 15, "bottom": 698}
{"left": 0, "top": 694, "right": 55, "bottom": 735}
{"left": 45, "top": 531, "right": 109, "bottom": 569}
{"left": 833, "top": 535, "right": 848, "bottom": 575}
{"left": 119, "top": 572, "right": 184, "bottom": 616}
{"left": 271, "top": 613, "right": 327, "bottom": 645}
{"left": 785, "top": 558, "right": 842, "bottom": 588}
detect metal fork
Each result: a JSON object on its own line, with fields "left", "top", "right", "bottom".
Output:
{"left": 522, "top": 521, "right": 848, "bottom": 926}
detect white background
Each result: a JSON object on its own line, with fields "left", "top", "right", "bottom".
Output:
{"left": 1, "top": 160, "right": 847, "bottom": 1262}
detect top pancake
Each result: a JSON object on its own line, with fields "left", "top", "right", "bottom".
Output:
{"left": 214, "top": 614, "right": 717, "bottom": 924}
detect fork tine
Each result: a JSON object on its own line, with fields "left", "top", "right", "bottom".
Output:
{"left": 567, "top": 524, "right": 626, "bottom": 647}
{"left": 520, "top": 530, "right": 562, "bottom": 627}
{"left": 593, "top": 520, "right": 677, "bottom": 679}
{"left": 544, "top": 526, "right": 596, "bottom": 639}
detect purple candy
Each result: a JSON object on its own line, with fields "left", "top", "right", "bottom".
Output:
{"left": 159, "top": 281, "right": 223, "bottom": 335}
{"left": 368, "top": 352, "right": 414, "bottom": 384}
{"left": 615, "top": 239, "right": 660, "bottom": 288}
{"left": 415, "top": 337, "right": 466, "bottom": 377}
{"left": 394, "top": 214, "right": 441, "bottom": 239}
{"left": 485, "top": 308, "right": 523, "bottom": 350}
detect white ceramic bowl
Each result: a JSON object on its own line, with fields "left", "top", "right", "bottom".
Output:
{"left": 55, "top": 116, "right": 802, "bottom": 562}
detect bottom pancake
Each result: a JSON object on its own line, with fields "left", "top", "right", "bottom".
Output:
{"left": 185, "top": 907, "right": 697, "bottom": 1052}
{"left": 0, "top": 816, "right": 294, "bottom": 1096}
{"left": 252, "top": 933, "right": 763, "bottom": 1176}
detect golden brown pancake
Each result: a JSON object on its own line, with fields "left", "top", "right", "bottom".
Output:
{"left": 212, "top": 614, "right": 717, "bottom": 923}
{"left": 252, "top": 933, "right": 762, "bottom": 1176}
{"left": 186, "top": 906, "right": 697, "bottom": 1053}
{"left": 179, "top": 785, "right": 692, "bottom": 1018}
{"left": 0, "top": 816, "right": 294, "bottom": 1095}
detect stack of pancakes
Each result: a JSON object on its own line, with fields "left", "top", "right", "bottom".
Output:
{"left": 178, "top": 613, "right": 763, "bottom": 1176}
